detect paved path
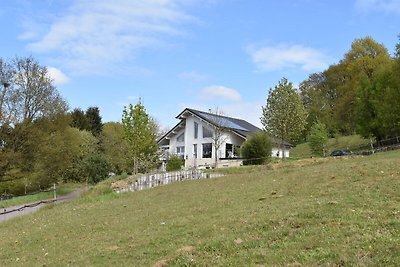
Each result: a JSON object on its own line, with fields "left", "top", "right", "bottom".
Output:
{"left": 0, "top": 188, "right": 87, "bottom": 223}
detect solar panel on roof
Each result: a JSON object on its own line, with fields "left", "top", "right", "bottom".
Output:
{"left": 198, "top": 112, "right": 248, "bottom": 131}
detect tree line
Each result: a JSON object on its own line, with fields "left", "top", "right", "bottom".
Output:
{"left": 259, "top": 36, "right": 400, "bottom": 158}
{"left": 300, "top": 36, "right": 400, "bottom": 141}
{"left": 0, "top": 56, "right": 159, "bottom": 196}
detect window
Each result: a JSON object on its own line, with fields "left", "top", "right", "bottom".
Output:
{"left": 194, "top": 122, "right": 198, "bottom": 139}
{"left": 202, "top": 126, "right": 213, "bottom": 138}
{"left": 193, "top": 144, "right": 197, "bottom": 159}
{"left": 202, "top": 143, "right": 212, "bottom": 158}
{"left": 177, "top": 133, "right": 184, "bottom": 142}
{"left": 176, "top": 146, "right": 185, "bottom": 155}
{"left": 225, "top": 143, "right": 234, "bottom": 158}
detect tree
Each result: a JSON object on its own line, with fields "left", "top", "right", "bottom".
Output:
{"left": 122, "top": 101, "right": 159, "bottom": 174}
{"left": 326, "top": 37, "right": 391, "bottom": 134}
{"left": 308, "top": 121, "right": 329, "bottom": 156}
{"left": 70, "top": 108, "right": 89, "bottom": 131}
{"left": 241, "top": 131, "right": 272, "bottom": 165}
{"left": 299, "top": 72, "right": 337, "bottom": 137}
{"left": 100, "top": 122, "right": 130, "bottom": 174}
{"left": 12, "top": 56, "right": 68, "bottom": 123}
{"left": 261, "top": 78, "right": 308, "bottom": 157}
{"left": 206, "top": 107, "right": 228, "bottom": 167}
{"left": 299, "top": 37, "right": 393, "bottom": 136}
{"left": 356, "top": 60, "right": 400, "bottom": 139}
{"left": 0, "top": 59, "right": 15, "bottom": 126}
{"left": 78, "top": 153, "right": 112, "bottom": 184}
{"left": 85, "top": 106, "right": 103, "bottom": 136}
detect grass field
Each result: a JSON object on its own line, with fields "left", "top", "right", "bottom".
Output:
{"left": 291, "top": 134, "right": 372, "bottom": 159}
{"left": 0, "top": 152, "right": 399, "bottom": 266}
{"left": 0, "top": 183, "right": 82, "bottom": 209}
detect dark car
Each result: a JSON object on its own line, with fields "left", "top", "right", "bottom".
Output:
{"left": 330, "top": 150, "right": 353, "bottom": 157}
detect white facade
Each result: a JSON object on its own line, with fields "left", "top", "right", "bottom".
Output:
{"left": 167, "top": 115, "right": 244, "bottom": 168}
{"left": 159, "top": 109, "right": 291, "bottom": 169}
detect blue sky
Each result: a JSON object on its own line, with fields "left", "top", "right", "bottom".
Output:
{"left": 1, "top": 0, "right": 400, "bottom": 129}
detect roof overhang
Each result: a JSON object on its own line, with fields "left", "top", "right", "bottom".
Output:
{"left": 157, "top": 120, "right": 185, "bottom": 145}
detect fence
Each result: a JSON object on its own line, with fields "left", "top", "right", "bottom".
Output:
{"left": 350, "top": 136, "right": 400, "bottom": 156}
{"left": 0, "top": 186, "right": 84, "bottom": 223}
{"left": 0, "top": 184, "right": 56, "bottom": 203}
{"left": 115, "top": 170, "right": 224, "bottom": 193}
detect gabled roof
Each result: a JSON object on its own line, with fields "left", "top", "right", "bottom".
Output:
{"left": 158, "top": 108, "right": 293, "bottom": 147}
{"left": 176, "top": 108, "right": 261, "bottom": 139}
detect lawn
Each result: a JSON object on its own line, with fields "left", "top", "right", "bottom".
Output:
{"left": 0, "top": 152, "right": 399, "bottom": 266}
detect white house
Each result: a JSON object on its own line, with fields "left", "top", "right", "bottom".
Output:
{"left": 158, "top": 108, "right": 292, "bottom": 169}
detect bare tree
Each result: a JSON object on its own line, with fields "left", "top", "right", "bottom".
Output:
{"left": 208, "top": 107, "right": 228, "bottom": 168}
{"left": 0, "top": 59, "right": 16, "bottom": 126}
{"left": 12, "top": 56, "right": 68, "bottom": 122}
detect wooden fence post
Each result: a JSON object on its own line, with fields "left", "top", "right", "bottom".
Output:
{"left": 53, "top": 184, "right": 57, "bottom": 200}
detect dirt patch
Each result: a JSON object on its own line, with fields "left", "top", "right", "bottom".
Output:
{"left": 176, "top": 246, "right": 195, "bottom": 254}
{"left": 234, "top": 238, "right": 244, "bottom": 244}
{"left": 111, "top": 180, "right": 129, "bottom": 191}
{"left": 153, "top": 258, "right": 171, "bottom": 267}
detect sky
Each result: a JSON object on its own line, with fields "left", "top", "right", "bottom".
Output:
{"left": 1, "top": 0, "right": 400, "bottom": 129}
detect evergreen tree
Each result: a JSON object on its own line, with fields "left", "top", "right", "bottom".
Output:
{"left": 70, "top": 108, "right": 89, "bottom": 131}
{"left": 85, "top": 107, "right": 103, "bottom": 136}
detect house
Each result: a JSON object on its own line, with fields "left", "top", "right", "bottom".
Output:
{"left": 157, "top": 108, "right": 292, "bottom": 169}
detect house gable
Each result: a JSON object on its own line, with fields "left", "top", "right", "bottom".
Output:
{"left": 158, "top": 108, "right": 293, "bottom": 168}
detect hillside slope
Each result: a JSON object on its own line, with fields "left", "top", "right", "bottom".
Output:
{"left": 1, "top": 152, "right": 399, "bottom": 266}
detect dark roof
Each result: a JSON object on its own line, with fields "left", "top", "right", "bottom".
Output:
{"left": 179, "top": 108, "right": 261, "bottom": 138}
{"left": 158, "top": 108, "right": 293, "bottom": 147}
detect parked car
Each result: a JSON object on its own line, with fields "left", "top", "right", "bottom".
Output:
{"left": 330, "top": 150, "right": 353, "bottom": 157}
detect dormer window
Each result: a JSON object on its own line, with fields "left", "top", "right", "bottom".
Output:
{"left": 177, "top": 133, "right": 185, "bottom": 142}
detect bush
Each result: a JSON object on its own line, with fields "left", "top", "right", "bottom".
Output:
{"left": 79, "top": 153, "right": 113, "bottom": 184}
{"left": 166, "top": 155, "right": 184, "bottom": 171}
{"left": 241, "top": 131, "right": 272, "bottom": 165}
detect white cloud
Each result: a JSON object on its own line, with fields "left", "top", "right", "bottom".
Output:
{"left": 198, "top": 85, "right": 241, "bottom": 101}
{"left": 47, "top": 67, "right": 69, "bottom": 85}
{"left": 23, "top": 0, "right": 199, "bottom": 75}
{"left": 178, "top": 71, "right": 208, "bottom": 82}
{"left": 246, "top": 43, "right": 332, "bottom": 72}
{"left": 355, "top": 0, "right": 400, "bottom": 14}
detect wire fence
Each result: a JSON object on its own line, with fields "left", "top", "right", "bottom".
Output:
{"left": 0, "top": 187, "right": 84, "bottom": 222}
{"left": 348, "top": 136, "right": 400, "bottom": 155}
{"left": 0, "top": 186, "right": 55, "bottom": 202}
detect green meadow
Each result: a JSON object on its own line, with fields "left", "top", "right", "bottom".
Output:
{"left": 0, "top": 151, "right": 399, "bottom": 266}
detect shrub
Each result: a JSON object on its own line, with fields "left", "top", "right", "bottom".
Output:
{"left": 241, "top": 131, "right": 272, "bottom": 165}
{"left": 79, "top": 153, "right": 113, "bottom": 184}
{"left": 308, "top": 121, "right": 329, "bottom": 156}
{"left": 166, "top": 155, "right": 184, "bottom": 171}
